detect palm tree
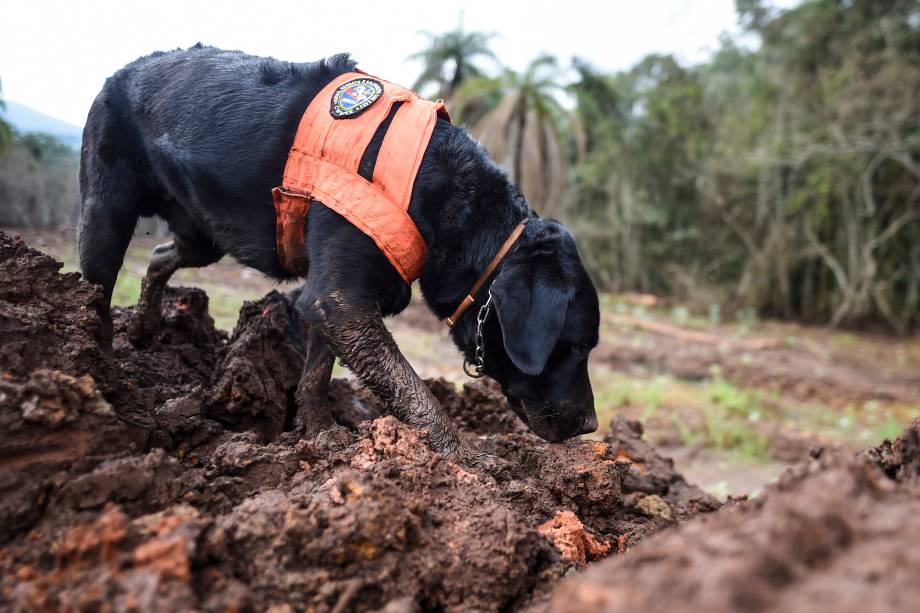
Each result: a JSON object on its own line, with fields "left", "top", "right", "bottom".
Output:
{"left": 408, "top": 22, "right": 497, "bottom": 100}
{"left": 453, "top": 55, "right": 577, "bottom": 216}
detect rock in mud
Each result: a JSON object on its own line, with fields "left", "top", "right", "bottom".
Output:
{"left": 538, "top": 510, "right": 611, "bottom": 566}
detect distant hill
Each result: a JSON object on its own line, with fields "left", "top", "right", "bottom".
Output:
{"left": 1, "top": 101, "right": 83, "bottom": 149}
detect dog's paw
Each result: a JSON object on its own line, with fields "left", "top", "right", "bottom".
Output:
{"left": 291, "top": 405, "right": 336, "bottom": 439}
{"left": 126, "top": 309, "right": 160, "bottom": 348}
{"left": 311, "top": 423, "right": 353, "bottom": 450}
{"left": 458, "top": 445, "right": 514, "bottom": 482}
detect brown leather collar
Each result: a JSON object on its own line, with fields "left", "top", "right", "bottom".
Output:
{"left": 446, "top": 218, "right": 530, "bottom": 328}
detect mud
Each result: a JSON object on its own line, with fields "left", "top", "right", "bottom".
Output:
{"left": 0, "top": 231, "right": 719, "bottom": 612}
{"left": 549, "top": 418, "right": 920, "bottom": 612}
{"left": 4, "top": 230, "right": 919, "bottom": 612}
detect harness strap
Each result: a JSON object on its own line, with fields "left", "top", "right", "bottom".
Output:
{"left": 273, "top": 72, "right": 449, "bottom": 283}
{"left": 374, "top": 99, "right": 443, "bottom": 204}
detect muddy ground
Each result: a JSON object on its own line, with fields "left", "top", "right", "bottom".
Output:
{"left": 548, "top": 420, "right": 920, "bottom": 613}
{"left": 0, "top": 231, "right": 717, "bottom": 611}
{"left": 1, "top": 229, "right": 918, "bottom": 612}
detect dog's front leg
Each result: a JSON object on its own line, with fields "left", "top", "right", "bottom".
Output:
{"left": 308, "top": 296, "right": 466, "bottom": 458}
{"left": 292, "top": 325, "right": 336, "bottom": 436}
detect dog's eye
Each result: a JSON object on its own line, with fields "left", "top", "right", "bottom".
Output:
{"left": 572, "top": 343, "right": 590, "bottom": 357}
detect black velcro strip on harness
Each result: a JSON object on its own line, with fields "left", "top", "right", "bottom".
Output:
{"left": 357, "top": 101, "right": 405, "bottom": 182}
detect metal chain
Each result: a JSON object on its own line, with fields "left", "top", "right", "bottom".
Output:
{"left": 463, "top": 290, "right": 493, "bottom": 378}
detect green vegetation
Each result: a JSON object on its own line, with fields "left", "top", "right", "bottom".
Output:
{"left": 588, "top": 363, "right": 919, "bottom": 461}
{"left": 0, "top": 101, "right": 79, "bottom": 228}
{"left": 429, "top": 0, "right": 920, "bottom": 333}
{"left": 409, "top": 20, "right": 497, "bottom": 99}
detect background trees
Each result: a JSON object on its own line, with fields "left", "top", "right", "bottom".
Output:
{"left": 452, "top": 55, "right": 574, "bottom": 216}
{"left": 0, "top": 131, "right": 80, "bottom": 229}
{"left": 0, "top": 79, "right": 80, "bottom": 228}
{"left": 409, "top": 24, "right": 497, "bottom": 99}
{"left": 2, "top": 0, "right": 916, "bottom": 332}
{"left": 438, "top": 0, "right": 920, "bottom": 332}
{"left": 696, "top": 0, "right": 920, "bottom": 331}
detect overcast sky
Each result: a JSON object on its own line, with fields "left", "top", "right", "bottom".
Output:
{"left": 1, "top": 0, "right": 798, "bottom": 127}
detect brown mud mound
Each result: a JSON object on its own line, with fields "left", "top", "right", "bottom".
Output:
{"left": 549, "top": 418, "right": 920, "bottom": 613}
{"left": 0, "top": 232, "right": 718, "bottom": 611}
{"left": 0, "top": 231, "right": 111, "bottom": 383}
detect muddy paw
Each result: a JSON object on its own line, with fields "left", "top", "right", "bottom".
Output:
{"left": 311, "top": 424, "right": 353, "bottom": 451}
{"left": 126, "top": 307, "right": 162, "bottom": 348}
{"left": 461, "top": 446, "right": 514, "bottom": 482}
{"left": 292, "top": 405, "right": 336, "bottom": 438}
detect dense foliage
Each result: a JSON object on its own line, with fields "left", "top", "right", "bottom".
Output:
{"left": 416, "top": 0, "right": 920, "bottom": 331}
{"left": 0, "top": 107, "right": 79, "bottom": 229}
{"left": 0, "top": 136, "right": 79, "bottom": 229}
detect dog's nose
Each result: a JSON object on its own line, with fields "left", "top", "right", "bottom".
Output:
{"left": 578, "top": 413, "right": 598, "bottom": 435}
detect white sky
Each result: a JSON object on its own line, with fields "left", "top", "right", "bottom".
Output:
{"left": 1, "top": 0, "right": 797, "bottom": 126}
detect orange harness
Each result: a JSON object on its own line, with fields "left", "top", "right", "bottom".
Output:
{"left": 272, "top": 72, "right": 449, "bottom": 284}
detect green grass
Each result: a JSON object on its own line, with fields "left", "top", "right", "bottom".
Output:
{"left": 201, "top": 291, "right": 245, "bottom": 331}
{"left": 591, "top": 363, "right": 916, "bottom": 462}
{"left": 592, "top": 373, "right": 666, "bottom": 422}
{"left": 111, "top": 273, "right": 142, "bottom": 306}
{"left": 668, "top": 376, "right": 770, "bottom": 461}
{"left": 698, "top": 406, "right": 769, "bottom": 460}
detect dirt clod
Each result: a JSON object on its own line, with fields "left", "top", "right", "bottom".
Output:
{"left": 538, "top": 510, "right": 610, "bottom": 566}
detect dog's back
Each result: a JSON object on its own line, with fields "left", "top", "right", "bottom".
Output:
{"left": 78, "top": 46, "right": 355, "bottom": 305}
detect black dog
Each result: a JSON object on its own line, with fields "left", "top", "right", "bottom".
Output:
{"left": 78, "top": 45, "right": 600, "bottom": 461}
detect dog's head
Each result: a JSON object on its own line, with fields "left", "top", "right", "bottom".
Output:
{"left": 471, "top": 219, "right": 600, "bottom": 442}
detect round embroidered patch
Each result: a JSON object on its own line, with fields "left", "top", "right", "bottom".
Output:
{"left": 330, "top": 78, "right": 384, "bottom": 118}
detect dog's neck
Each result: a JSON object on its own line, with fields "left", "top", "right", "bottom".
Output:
{"left": 410, "top": 122, "right": 536, "bottom": 347}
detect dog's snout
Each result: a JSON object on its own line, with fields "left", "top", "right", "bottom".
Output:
{"left": 578, "top": 413, "right": 598, "bottom": 435}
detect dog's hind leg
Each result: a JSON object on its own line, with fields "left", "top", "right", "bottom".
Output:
{"left": 127, "top": 229, "right": 223, "bottom": 346}
{"left": 126, "top": 241, "right": 181, "bottom": 346}
{"left": 78, "top": 195, "right": 140, "bottom": 347}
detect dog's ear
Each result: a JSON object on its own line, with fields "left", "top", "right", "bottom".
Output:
{"left": 491, "top": 254, "right": 573, "bottom": 376}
